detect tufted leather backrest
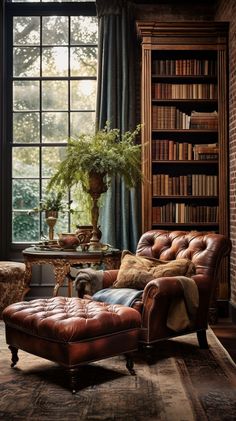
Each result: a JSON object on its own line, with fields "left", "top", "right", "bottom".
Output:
{"left": 136, "top": 230, "right": 231, "bottom": 281}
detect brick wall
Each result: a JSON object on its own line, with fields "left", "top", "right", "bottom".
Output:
{"left": 215, "top": 0, "right": 236, "bottom": 314}
{"left": 135, "top": 1, "right": 215, "bottom": 21}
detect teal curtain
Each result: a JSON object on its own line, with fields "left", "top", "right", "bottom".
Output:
{"left": 95, "top": 0, "right": 141, "bottom": 252}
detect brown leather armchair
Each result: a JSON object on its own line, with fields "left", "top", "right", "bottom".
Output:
{"left": 90, "top": 230, "right": 231, "bottom": 350}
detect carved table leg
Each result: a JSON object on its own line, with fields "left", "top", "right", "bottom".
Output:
{"left": 53, "top": 261, "right": 71, "bottom": 297}
{"left": 9, "top": 345, "right": 19, "bottom": 367}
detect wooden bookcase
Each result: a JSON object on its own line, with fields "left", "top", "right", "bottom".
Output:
{"left": 137, "top": 22, "right": 229, "bottom": 312}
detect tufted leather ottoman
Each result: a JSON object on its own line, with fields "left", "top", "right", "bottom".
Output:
{"left": 0, "top": 261, "right": 26, "bottom": 319}
{"left": 3, "top": 297, "right": 141, "bottom": 393}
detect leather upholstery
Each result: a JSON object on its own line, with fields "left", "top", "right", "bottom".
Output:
{"left": 101, "top": 230, "right": 231, "bottom": 346}
{"left": 3, "top": 297, "right": 141, "bottom": 342}
{"left": 3, "top": 297, "right": 141, "bottom": 368}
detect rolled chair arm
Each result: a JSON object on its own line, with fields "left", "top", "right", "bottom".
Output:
{"left": 143, "top": 276, "right": 185, "bottom": 301}
{"left": 141, "top": 277, "right": 186, "bottom": 335}
{"left": 102, "top": 270, "right": 119, "bottom": 288}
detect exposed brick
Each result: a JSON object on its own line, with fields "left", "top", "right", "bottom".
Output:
{"left": 215, "top": 0, "right": 236, "bottom": 306}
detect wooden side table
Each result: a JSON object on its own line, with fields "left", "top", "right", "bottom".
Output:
{"left": 22, "top": 247, "right": 121, "bottom": 298}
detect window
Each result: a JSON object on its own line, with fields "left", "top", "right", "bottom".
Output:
{"left": 5, "top": 2, "right": 97, "bottom": 244}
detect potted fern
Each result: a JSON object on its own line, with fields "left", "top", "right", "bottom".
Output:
{"left": 47, "top": 124, "right": 142, "bottom": 248}
{"left": 29, "top": 191, "right": 73, "bottom": 241}
{"left": 30, "top": 191, "right": 72, "bottom": 217}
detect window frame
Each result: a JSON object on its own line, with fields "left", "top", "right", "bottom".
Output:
{"left": 1, "top": 1, "right": 97, "bottom": 258}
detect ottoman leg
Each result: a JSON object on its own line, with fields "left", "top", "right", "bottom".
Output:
{"left": 69, "top": 368, "right": 79, "bottom": 394}
{"left": 125, "top": 353, "right": 136, "bottom": 376}
{"left": 9, "top": 345, "right": 19, "bottom": 368}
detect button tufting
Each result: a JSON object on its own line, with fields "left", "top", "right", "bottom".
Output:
{"left": 3, "top": 297, "right": 141, "bottom": 343}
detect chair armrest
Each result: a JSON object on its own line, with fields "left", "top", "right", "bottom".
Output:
{"left": 103, "top": 270, "right": 119, "bottom": 288}
{"left": 143, "top": 277, "right": 185, "bottom": 301}
{"left": 141, "top": 277, "right": 186, "bottom": 330}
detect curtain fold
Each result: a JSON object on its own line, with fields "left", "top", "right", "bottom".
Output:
{"left": 95, "top": 0, "right": 141, "bottom": 252}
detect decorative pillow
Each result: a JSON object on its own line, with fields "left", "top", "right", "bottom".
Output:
{"left": 113, "top": 251, "right": 195, "bottom": 290}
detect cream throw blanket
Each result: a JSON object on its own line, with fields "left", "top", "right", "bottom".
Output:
{"left": 167, "top": 276, "right": 199, "bottom": 332}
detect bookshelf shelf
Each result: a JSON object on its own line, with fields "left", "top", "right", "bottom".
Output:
{"left": 152, "top": 160, "right": 218, "bottom": 164}
{"left": 152, "top": 99, "right": 218, "bottom": 104}
{"left": 153, "top": 195, "right": 218, "bottom": 199}
{"left": 152, "top": 75, "right": 217, "bottom": 81}
{"left": 152, "top": 222, "right": 219, "bottom": 228}
{"left": 152, "top": 129, "right": 218, "bottom": 133}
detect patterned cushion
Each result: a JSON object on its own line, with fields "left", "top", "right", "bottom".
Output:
{"left": 113, "top": 251, "right": 195, "bottom": 290}
{"left": 0, "top": 262, "right": 25, "bottom": 282}
{"left": 0, "top": 261, "right": 26, "bottom": 318}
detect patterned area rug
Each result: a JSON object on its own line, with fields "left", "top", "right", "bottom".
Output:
{"left": 0, "top": 321, "right": 236, "bottom": 421}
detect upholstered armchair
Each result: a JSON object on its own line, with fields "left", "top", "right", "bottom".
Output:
{"left": 77, "top": 230, "right": 231, "bottom": 351}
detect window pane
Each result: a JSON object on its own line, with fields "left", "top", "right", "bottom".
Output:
{"left": 13, "top": 47, "right": 40, "bottom": 77}
{"left": 42, "top": 47, "right": 68, "bottom": 76}
{"left": 42, "top": 80, "right": 68, "bottom": 110}
{"left": 42, "top": 16, "right": 68, "bottom": 45}
{"left": 70, "top": 184, "right": 92, "bottom": 227}
{"left": 13, "top": 81, "right": 39, "bottom": 111}
{"left": 71, "top": 111, "right": 95, "bottom": 136}
{"left": 13, "top": 179, "right": 39, "bottom": 210}
{"left": 42, "top": 112, "right": 68, "bottom": 143}
{"left": 13, "top": 16, "right": 40, "bottom": 45}
{"left": 13, "top": 112, "right": 40, "bottom": 143}
{"left": 71, "top": 46, "right": 97, "bottom": 76}
{"left": 71, "top": 16, "right": 97, "bottom": 44}
{"left": 12, "top": 147, "right": 39, "bottom": 178}
{"left": 71, "top": 80, "right": 96, "bottom": 110}
{"left": 12, "top": 211, "right": 39, "bottom": 243}
{"left": 42, "top": 146, "right": 67, "bottom": 177}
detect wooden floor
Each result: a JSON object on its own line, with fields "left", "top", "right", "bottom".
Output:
{"left": 210, "top": 318, "right": 236, "bottom": 363}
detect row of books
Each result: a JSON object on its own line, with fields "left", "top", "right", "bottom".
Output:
{"left": 152, "top": 107, "right": 218, "bottom": 130}
{"left": 152, "top": 59, "right": 217, "bottom": 76}
{"left": 152, "top": 140, "right": 218, "bottom": 161}
{"left": 193, "top": 143, "right": 218, "bottom": 160}
{"left": 152, "top": 83, "right": 217, "bottom": 100}
{"left": 190, "top": 111, "right": 218, "bottom": 129}
{"left": 152, "top": 174, "right": 218, "bottom": 196}
{"left": 152, "top": 106, "right": 190, "bottom": 129}
{"left": 152, "top": 204, "right": 219, "bottom": 223}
